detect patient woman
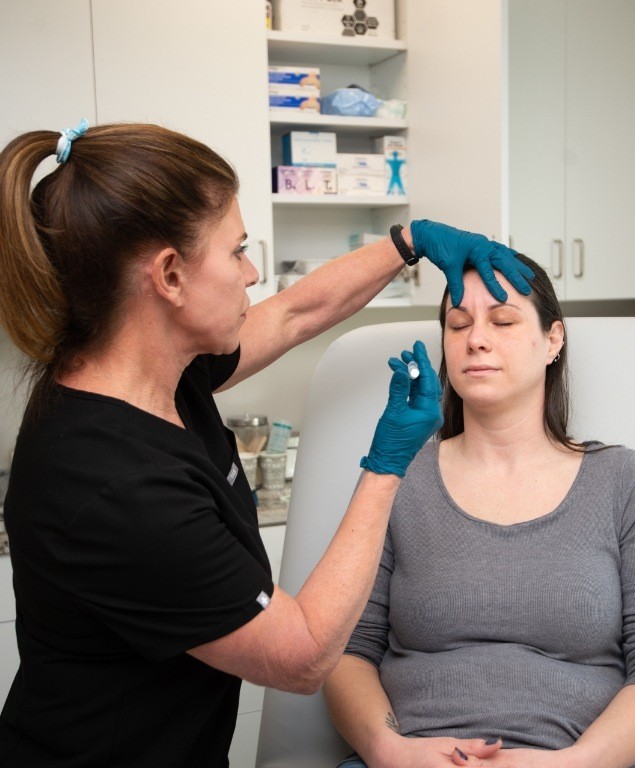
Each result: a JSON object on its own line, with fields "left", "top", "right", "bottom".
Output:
{"left": 323, "top": 256, "right": 635, "bottom": 768}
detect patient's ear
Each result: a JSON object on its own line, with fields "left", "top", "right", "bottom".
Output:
{"left": 547, "top": 320, "right": 565, "bottom": 362}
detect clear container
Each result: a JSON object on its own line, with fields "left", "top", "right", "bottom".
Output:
{"left": 285, "top": 432, "right": 299, "bottom": 479}
{"left": 266, "top": 420, "right": 293, "bottom": 453}
{"left": 227, "top": 414, "right": 269, "bottom": 454}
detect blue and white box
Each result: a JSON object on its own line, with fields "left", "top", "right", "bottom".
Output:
{"left": 269, "top": 66, "right": 320, "bottom": 112}
{"left": 282, "top": 131, "right": 337, "bottom": 168}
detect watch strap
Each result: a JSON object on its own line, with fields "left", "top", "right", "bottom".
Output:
{"left": 390, "top": 224, "right": 419, "bottom": 266}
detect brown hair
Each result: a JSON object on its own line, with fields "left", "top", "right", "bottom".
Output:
{"left": 437, "top": 254, "right": 579, "bottom": 450}
{"left": 0, "top": 122, "right": 238, "bottom": 402}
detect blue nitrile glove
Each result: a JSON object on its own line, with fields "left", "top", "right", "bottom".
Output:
{"left": 410, "top": 219, "right": 535, "bottom": 306}
{"left": 360, "top": 341, "right": 443, "bottom": 478}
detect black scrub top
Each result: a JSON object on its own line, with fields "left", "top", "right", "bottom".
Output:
{"left": 0, "top": 352, "right": 273, "bottom": 768}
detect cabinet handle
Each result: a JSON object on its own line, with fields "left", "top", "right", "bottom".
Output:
{"left": 402, "top": 264, "right": 420, "bottom": 287}
{"left": 572, "top": 238, "right": 585, "bottom": 278}
{"left": 551, "top": 239, "right": 564, "bottom": 278}
{"left": 258, "top": 239, "right": 269, "bottom": 285}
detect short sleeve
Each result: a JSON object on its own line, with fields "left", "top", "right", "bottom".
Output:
{"left": 619, "top": 451, "right": 635, "bottom": 684}
{"left": 345, "top": 526, "right": 394, "bottom": 668}
{"left": 207, "top": 349, "right": 241, "bottom": 391}
{"left": 60, "top": 465, "right": 273, "bottom": 661}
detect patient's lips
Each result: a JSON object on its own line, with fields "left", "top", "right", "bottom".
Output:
{"left": 463, "top": 364, "right": 499, "bottom": 376}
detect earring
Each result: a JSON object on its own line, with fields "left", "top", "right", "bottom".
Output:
{"left": 552, "top": 353, "right": 561, "bottom": 364}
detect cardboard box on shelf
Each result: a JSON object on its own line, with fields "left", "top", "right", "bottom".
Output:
{"left": 273, "top": 0, "right": 395, "bottom": 40}
{"left": 282, "top": 131, "right": 337, "bottom": 167}
{"left": 337, "top": 153, "right": 385, "bottom": 195}
{"left": 272, "top": 166, "right": 338, "bottom": 194}
{"left": 268, "top": 66, "right": 321, "bottom": 112}
{"left": 374, "top": 134, "right": 408, "bottom": 196}
{"left": 268, "top": 65, "right": 321, "bottom": 89}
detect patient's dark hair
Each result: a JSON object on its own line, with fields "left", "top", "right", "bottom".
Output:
{"left": 437, "top": 254, "right": 580, "bottom": 450}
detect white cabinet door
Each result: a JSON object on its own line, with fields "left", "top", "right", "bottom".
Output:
{"left": 564, "top": 0, "right": 635, "bottom": 300}
{"left": 508, "top": 0, "right": 567, "bottom": 298}
{"left": 509, "top": 0, "right": 635, "bottom": 300}
{"left": 405, "top": 0, "right": 505, "bottom": 305}
{"left": 229, "top": 710, "right": 261, "bottom": 768}
{"left": 0, "top": 622, "right": 19, "bottom": 709}
{"left": 91, "top": 0, "right": 275, "bottom": 303}
{"left": 0, "top": 556, "right": 14, "bottom": 623}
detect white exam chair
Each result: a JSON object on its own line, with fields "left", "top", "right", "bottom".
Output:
{"left": 256, "top": 317, "right": 635, "bottom": 768}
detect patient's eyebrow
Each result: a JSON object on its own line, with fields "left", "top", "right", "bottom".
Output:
{"left": 447, "top": 303, "right": 523, "bottom": 314}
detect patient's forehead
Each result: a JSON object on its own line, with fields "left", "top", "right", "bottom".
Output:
{"left": 449, "top": 270, "right": 534, "bottom": 311}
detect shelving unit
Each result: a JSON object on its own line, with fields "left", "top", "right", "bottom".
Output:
{"left": 272, "top": 193, "right": 409, "bottom": 208}
{"left": 267, "top": 29, "right": 410, "bottom": 300}
{"left": 269, "top": 111, "right": 407, "bottom": 136}
{"left": 267, "top": 30, "right": 406, "bottom": 66}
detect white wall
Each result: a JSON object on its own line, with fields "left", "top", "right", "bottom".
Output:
{"left": 0, "top": 331, "right": 27, "bottom": 469}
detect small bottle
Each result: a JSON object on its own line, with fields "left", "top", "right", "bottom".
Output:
{"left": 266, "top": 420, "right": 292, "bottom": 453}
{"left": 265, "top": 1, "right": 273, "bottom": 29}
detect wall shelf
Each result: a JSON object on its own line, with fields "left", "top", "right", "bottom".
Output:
{"left": 270, "top": 111, "right": 407, "bottom": 137}
{"left": 272, "top": 194, "right": 409, "bottom": 208}
{"left": 267, "top": 30, "right": 406, "bottom": 67}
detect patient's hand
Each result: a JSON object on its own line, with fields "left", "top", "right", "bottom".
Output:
{"left": 451, "top": 746, "right": 575, "bottom": 767}
{"left": 373, "top": 733, "right": 502, "bottom": 768}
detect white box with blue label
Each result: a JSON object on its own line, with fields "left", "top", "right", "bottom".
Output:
{"left": 269, "top": 66, "right": 321, "bottom": 112}
{"left": 374, "top": 135, "right": 408, "bottom": 196}
{"left": 282, "top": 131, "right": 337, "bottom": 167}
{"left": 337, "top": 153, "right": 385, "bottom": 195}
{"left": 273, "top": 0, "right": 395, "bottom": 40}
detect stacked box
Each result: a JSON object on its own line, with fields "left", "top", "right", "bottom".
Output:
{"left": 349, "top": 232, "right": 384, "bottom": 249}
{"left": 282, "top": 131, "right": 337, "bottom": 167}
{"left": 273, "top": 0, "right": 395, "bottom": 40}
{"left": 374, "top": 135, "right": 408, "bottom": 196}
{"left": 337, "top": 153, "right": 385, "bottom": 195}
{"left": 272, "top": 166, "right": 338, "bottom": 195}
{"left": 269, "top": 66, "right": 320, "bottom": 112}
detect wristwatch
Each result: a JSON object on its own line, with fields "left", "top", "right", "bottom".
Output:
{"left": 389, "top": 224, "right": 419, "bottom": 266}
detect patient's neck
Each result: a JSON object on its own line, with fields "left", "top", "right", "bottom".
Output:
{"left": 457, "top": 401, "right": 566, "bottom": 466}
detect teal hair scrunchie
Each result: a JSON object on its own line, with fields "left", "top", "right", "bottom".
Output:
{"left": 55, "top": 118, "right": 89, "bottom": 164}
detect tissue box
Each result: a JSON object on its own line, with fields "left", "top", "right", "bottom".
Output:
{"left": 269, "top": 66, "right": 321, "bottom": 112}
{"left": 337, "top": 153, "right": 386, "bottom": 195}
{"left": 273, "top": 0, "right": 395, "bottom": 39}
{"left": 272, "top": 166, "right": 338, "bottom": 195}
{"left": 282, "top": 131, "right": 337, "bottom": 167}
{"left": 374, "top": 134, "right": 408, "bottom": 196}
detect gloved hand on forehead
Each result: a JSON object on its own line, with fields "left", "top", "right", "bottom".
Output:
{"left": 360, "top": 341, "right": 443, "bottom": 478}
{"left": 410, "top": 219, "right": 535, "bottom": 306}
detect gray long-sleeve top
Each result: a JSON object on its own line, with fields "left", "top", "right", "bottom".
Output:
{"left": 345, "top": 442, "right": 635, "bottom": 751}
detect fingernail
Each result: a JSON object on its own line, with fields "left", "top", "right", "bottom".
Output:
{"left": 485, "top": 737, "right": 502, "bottom": 745}
{"left": 455, "top": 748, "right": 468, "bottom": 760}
